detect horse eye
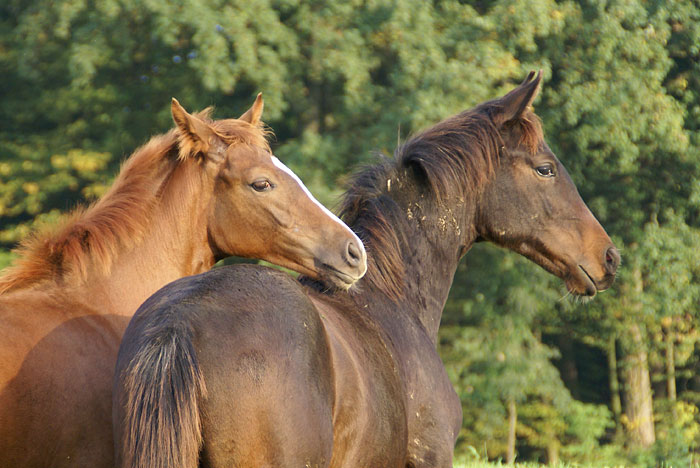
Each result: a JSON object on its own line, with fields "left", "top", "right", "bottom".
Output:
{"left": 251, "top": 179, "right": 273, "bottom": 192}
{"left": 535, "top": 165, "right": 555, "bottom": 178}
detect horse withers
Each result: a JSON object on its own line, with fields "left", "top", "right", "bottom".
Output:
{"left": 0, "top": 95, "right": 366, "bottom": 468}
{"left": 113, "top": 71, "right": 619, "bottom": 468}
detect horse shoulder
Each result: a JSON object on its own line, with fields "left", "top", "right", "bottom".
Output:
{"left": 306, "top": 292, "right": 408, "bottom": 467}
{"left": 0, "top": 289, "right": 125, "bottom": 467}
{"left": 389, "top": 322, "right": 462, "bottom": 468}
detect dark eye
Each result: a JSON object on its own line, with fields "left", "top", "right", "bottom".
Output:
{"left": 535, "top": 164, "right": 555, "bottom": 178}
{"left": 250, "top": 179, "right": 273, "bottom": 192}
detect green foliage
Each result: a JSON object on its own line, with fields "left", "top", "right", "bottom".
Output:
{"left": 637, "top": 211, "right": 700, "bottom": 318}
{"left": 647, "top": 399, "right": 700, "bottom": 466}
{"left": 442, "top": 0, "right": 700, "bottom": 461}
{"left": 0, "top": 148, "right": 111, "bottom": 243}
{"left": 560, "top": 401, "right": 615, "bottom": 462}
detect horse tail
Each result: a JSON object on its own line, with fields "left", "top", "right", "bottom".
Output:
{"left": 118, "top": 322, "right": 207, "bottom": 468}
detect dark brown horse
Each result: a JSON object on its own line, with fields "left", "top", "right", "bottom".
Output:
{"left": 113, "top": 72, "right": 619, "bottom": 468}
{"left": 0, "top": 96, "right": 366, "bottom": 468}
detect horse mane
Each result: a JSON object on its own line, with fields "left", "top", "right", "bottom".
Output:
{"left": 0, "top": 110, "right": 269, "bottom": 295}
{"left": 339, "top": 103, "right": 544, "bottom": 302}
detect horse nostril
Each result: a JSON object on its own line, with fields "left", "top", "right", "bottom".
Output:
{"left": 345, "top": 240, "right": 362, "bottom": 268}
{"left": 604, "top": 246, "right": 620, "bottom": 274}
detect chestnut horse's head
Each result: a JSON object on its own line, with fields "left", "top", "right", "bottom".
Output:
{"left": 476, "top": 72, "right": 619, "bottom": 296}
{"left": 171, "top": 95, "right": 366, "bottom": 289}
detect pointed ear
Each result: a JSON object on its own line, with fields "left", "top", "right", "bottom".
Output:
{"left": 493, "top": 70, "right": 543, "bottom": 126}
{"left": 171, "top": 98, "right": 218, "bottom": 159}
{"left": 238, "top": 93, "right": 264, "bottom": 125}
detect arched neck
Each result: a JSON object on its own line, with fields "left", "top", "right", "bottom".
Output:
{"left": 350, "top": 172, "right": 477, "bottom": 344}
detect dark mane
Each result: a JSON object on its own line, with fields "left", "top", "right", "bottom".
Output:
{"left": 339, "top": 103, "right": 544, "bottom": 301}
{"left": 401, "top": 103, "right": 543, "bottom": 202}
{"left": 337, "top": 158, "right": 407, "bottom": 301}
{"left": 0, "top": 110, "right": 269, "bottom": 294}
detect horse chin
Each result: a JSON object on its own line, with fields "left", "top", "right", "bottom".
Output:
{"left": 318, "top": 266, "right": 360, "bottom": 291}
{"left": 564, "top": 265, "right": 598, "bottom": 297}
{"left": 515, "top": 243, "right": 598, "bottom": 297}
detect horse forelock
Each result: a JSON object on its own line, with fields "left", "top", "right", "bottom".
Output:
{"left": 211, "top": 118, "right": 272, "bottom": 151}
{"left": 498, "top": 107, "right": 545, "bottom": 155}
{"left": 176, "top": 109, "right": 272, "bottom": 161}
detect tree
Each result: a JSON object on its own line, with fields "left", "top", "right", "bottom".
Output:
{"left": 443, "top": 0, "right": 700, "bottom": 458}
{"left": 532, "top": 0, "right": 700, "bottom": 450}
{"left": 0, "top": 0, "right": 300, "bottom": 245}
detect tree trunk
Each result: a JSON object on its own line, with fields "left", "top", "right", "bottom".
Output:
{"left": 507, "top": 398, "right": 517, "bottom": 464}
{"left": 664, "top": 326, "right": 676, "bottom": 401}
{"left": 607, "top": 336, "right": 623, "bottom": 436}
{"left": 621, "top": 322, "right": 656, "bottom": 447}
{"left": 546, "top": 439, "right": 559, "bottom": 466}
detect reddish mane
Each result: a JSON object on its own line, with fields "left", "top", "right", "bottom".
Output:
{"left": 0, "top": 111, "right": 269, "bottom": 294}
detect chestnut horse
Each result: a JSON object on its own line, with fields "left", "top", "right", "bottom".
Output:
{"left": 113, "top": 72, "right": 620, "bottom": 468}
{"left": 0, "top": 96, "right": 366, "bottom": 468}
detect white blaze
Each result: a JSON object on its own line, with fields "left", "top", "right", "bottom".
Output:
{"left": 271, "top": 156, "right": 366, "bottom": 258}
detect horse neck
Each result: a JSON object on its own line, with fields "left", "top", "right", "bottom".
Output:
{"left": 358, "top": 176, "right": 477, "bottom": 344}
{"left": 83, "top": 159, "right": 216, "bottom": 317}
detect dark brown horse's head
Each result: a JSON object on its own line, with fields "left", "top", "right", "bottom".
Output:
{"left": 171, "top": 95, "right": 367, "bottom": 289}
{"left": 475, "top": 72, "right": 619, "bottom": 296}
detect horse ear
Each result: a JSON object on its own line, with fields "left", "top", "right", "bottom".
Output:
{"left": 238, "top": 93, "right": 264, "bottom": 125}
{"left": 493, "top": 70, "right": 542, "bottom": 126}
{"left": 171, "top": 98, "right": 220, "bottom": 160}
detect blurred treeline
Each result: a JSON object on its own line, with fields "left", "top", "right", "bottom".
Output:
{"left": 1, "top": 0, "right": 699, "bottom": 465}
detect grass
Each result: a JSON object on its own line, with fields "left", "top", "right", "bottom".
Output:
{"left": 456, "top": 464, "right": 563, "bottom": 468}
{"left": 453, "top": 461, "right": 700, "bottom": 468}
{"left": 454, "top": 463, "right": 594, "bottom": 468}
{"left": 454, "top": 463, "right": 635, "bottom": 468}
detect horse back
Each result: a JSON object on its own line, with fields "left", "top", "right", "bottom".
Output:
{"left": 114, "top": 265, "right": 336, "bottom": 468}
{"left": 193, "top": 266, "right": 337, "bottom": 466}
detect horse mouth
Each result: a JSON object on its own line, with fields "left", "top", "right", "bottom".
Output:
{"left": 319, "top": 264, "right": 361, "bottom": 290}
{"left": 511, "top": 242, "right": 602, "bottom": 297}
{"left": 574, "top": 265, "right": 597, "bottom": 297}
